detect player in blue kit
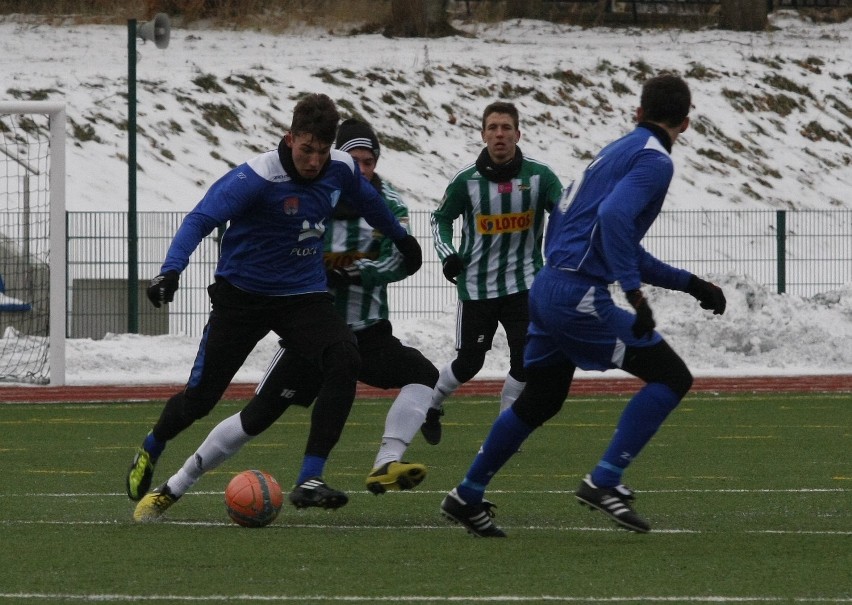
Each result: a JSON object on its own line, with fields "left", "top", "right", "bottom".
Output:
{"left": 125, "top": 94, "right": 421, "bottom": 507}
{"left": 132, "top": 120, "right": 437, "bottom": 522}
{"left": 440, "top": 74, "right": 727, "bottom": 537}
{"left": 132, "top": 120, "right": 440, "bottom": 522}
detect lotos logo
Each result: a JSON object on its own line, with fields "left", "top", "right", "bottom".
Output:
{"left": 476, "top": 210, "right": 533, "bottom": 235}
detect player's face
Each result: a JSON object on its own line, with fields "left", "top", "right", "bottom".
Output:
{"left": 481, "top": 112, "right": 520, "bottom": 164}
{"left": 286, "top": 132, "right": 333, "bottom": 180}
{"left": 348, "top": 148, "right": 377, "bottom": 181}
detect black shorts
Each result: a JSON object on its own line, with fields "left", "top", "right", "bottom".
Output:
{"left": 455, "top": 291, "right": 530, "bottom": 353}
{"left": 185, "top": 279, "right": 355, "bottom": 397}
{"left": 252, "top": 319, "right": 437, "bottom": 409}
{"left": 355, "top": 320, "right": 438, "bottom": 390}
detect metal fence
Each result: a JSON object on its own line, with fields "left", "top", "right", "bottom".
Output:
{"left": 468, "top": 0, "right": 848, "bottom": 8}
{"left": 461, "top": 0, "right": 849, "bottom": 22}
{"left": 64, "top": 209, "right": 852, "bottom": 339}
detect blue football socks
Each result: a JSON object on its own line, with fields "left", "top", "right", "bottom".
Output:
{"left": 142, "top": 431, "right": 166, "bottom": 461}
{"left": 296, "top": 455, "right": 326, "bottom": 485}
{"left": 591, "top": 383, "right": 680, "bottom": 487}
{"left": 457, "top": 407, "right": 534, "bottom": 504}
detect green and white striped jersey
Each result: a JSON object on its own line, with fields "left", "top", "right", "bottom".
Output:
{"left": 431, "top": 156, "right": 563, "bottom": 301}
{"left": 324, "top": 178, "right": 410, "bottom": 331}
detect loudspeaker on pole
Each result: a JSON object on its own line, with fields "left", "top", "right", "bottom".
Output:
{"left": 137, "top": 13, "right": 170, "bottom": 49}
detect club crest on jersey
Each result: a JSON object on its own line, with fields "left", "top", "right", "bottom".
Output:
{"left": 283, "top": 197, "right": 299, "bottom": 215}
{"left": 298, "top": 219, "right": 326, "bottom": 242}
{"left": 476, "top": 210, "right": 533, "bottom": 235}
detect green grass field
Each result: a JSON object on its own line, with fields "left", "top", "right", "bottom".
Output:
{"left": 0, "top": 392, "right": 849, "bottom": 604}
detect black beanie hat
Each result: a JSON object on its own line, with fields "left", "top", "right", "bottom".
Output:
{"left": 335, "top": 118, "right": 380, "bottom": 159}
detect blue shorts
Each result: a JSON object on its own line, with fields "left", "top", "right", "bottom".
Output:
{"left": 524, "top": 265, "right": 662, "bottom": 371}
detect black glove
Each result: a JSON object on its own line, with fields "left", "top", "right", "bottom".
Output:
{"left": 625, "top": 289, "right": 655, "bottom": 339}
{"left": 686, "top": 275, "right": 726, "bottom": 315}
{"left": 146, "top": 271, "right": 179, "bottom": 308}
{"left": 394, "top": 234, "right": 422, "bottom": 275}
{"left": 325, "top": 266, "right": 361, "bottom": 289}
{"left": 442, "top": 253, "right": 464, "bottom": 284}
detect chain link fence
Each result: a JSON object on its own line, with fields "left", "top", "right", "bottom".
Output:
{"left": 65, "top": 209, "right": 852, "bottom": 339}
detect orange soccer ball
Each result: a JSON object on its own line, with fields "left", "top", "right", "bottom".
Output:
{"left": 224, "top": 469, "right": 284, "bottom": 528}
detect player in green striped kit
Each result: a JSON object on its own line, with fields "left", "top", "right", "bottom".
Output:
{"left": 422, "top": 101, "right": 563, "bottom": 444}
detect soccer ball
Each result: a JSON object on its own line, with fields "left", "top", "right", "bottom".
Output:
{"left": 224, "top": 469, "right": 284, "bottom": 528}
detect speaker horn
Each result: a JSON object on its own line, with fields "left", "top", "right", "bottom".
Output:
{"left": 137, "top": 13, "right": 170, "bottom": 49}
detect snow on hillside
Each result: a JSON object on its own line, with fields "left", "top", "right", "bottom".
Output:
{"left": 1, "top": 11, "right": 849, "bottom": 214}
{"left": 1, "top": 11, "right": 851, "bottom": 384}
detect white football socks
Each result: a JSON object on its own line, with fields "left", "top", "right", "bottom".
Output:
{"left": 430, "top": 363, "right": 461, "bottom": 409}
{"left": 373, "top": 383, "right": 433, "bottom": 468}
{"left": 167, "top": 412, "right": 253, "bottom": 497}
{"left": 500, "top": 374, "right": 525, "bottom": 414}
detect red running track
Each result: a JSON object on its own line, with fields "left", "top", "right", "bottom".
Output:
{"left": 1, "top": 375, "right": 851, "bottom": 403}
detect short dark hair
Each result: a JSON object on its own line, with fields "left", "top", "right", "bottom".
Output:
{"left": 640, "top": 74, "right": 691, "bottom": 127}
{"left": 290, "top": 93, "right": 340, "bottom": 144}
{"left": 482, "top": 101, "right": 519, "bottom": 130}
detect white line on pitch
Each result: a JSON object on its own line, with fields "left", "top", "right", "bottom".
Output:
{"left": 1, "top": 592, "right": 851, "bottom": 602}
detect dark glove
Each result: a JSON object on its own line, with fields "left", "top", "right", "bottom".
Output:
{"left": 625, "top": 289, "right": 655, "bottom": 339}
{"left": 686, "top": 275, "right": 726, "bottom": 315}
{"left": 325, "top": 266, "right": 362, "bottom": 289}
{"left": 394, "top": 234, "right": 422, "bottom": 275}
{"left": 146, "top": 271, "right": 179, "bottom": 308}
{"left": 442, "top": 253, "right": 464, "bottom": 284}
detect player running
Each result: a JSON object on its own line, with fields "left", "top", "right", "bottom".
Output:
{"left": 440, "top": 74, "right": 727, "bottom": 537}
{"left": 133, "top": 119, "right": 435, "bottom": 521}
{"left": 125, "top": 95, "right": 421, "bottom": 508}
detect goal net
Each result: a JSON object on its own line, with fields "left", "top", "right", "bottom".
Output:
{"left": 0, "top": 102, "right": 66, "bottom": 385}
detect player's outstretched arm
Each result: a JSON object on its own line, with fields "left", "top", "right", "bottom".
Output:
{"left": 686, "top": 275, "right": 726, "bottom": 315}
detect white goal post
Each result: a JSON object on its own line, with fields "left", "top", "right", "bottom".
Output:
{"left": 0, "top": 101, "right": 66, "bottom": 385}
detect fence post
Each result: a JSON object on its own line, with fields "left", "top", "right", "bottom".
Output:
{"left": 776, "top": 210, "right": 786, "bottom": 294}
{"left": 127, "top": 20, "right": 139, "bottom": 334}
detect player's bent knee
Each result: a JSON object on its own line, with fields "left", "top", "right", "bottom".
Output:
{"left": 512, "top": 364, "right": 573, "bottom": 427}
{"left": 422, "top": 363, "right": 440, "bottom": 388}
{"left": 624, "top": 341, "right": 693, "bottom": 399}
{"left": 391, "top": 349, "right": 439, "bottom": 388}
{"left": 181, "top": 394, "right": 219, "bottom": 423}
{"left": 451, "top": 350, "right": 486, "bottom": 383}
{"left": 240, "top": 399, "right": 289, "bottom": 436}
{"left": 667, "top": 366, "right": 693, "bottom": 399}
{"left": 410, "top": 359, "right": 439, "bottom": 389}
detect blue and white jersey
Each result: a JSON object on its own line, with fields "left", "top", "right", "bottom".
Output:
{"left": 160, "top": 149, "right": 407, "bottom": 296}
{"left": 545, "top": 124, "right": 690, "bottom": 293}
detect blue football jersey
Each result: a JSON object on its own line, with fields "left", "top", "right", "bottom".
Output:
{"left": 545, "top": 125, "right": 690, "bottom": 292}
{"left": 160, "top": 149, "right": 407, "bottom": 296}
